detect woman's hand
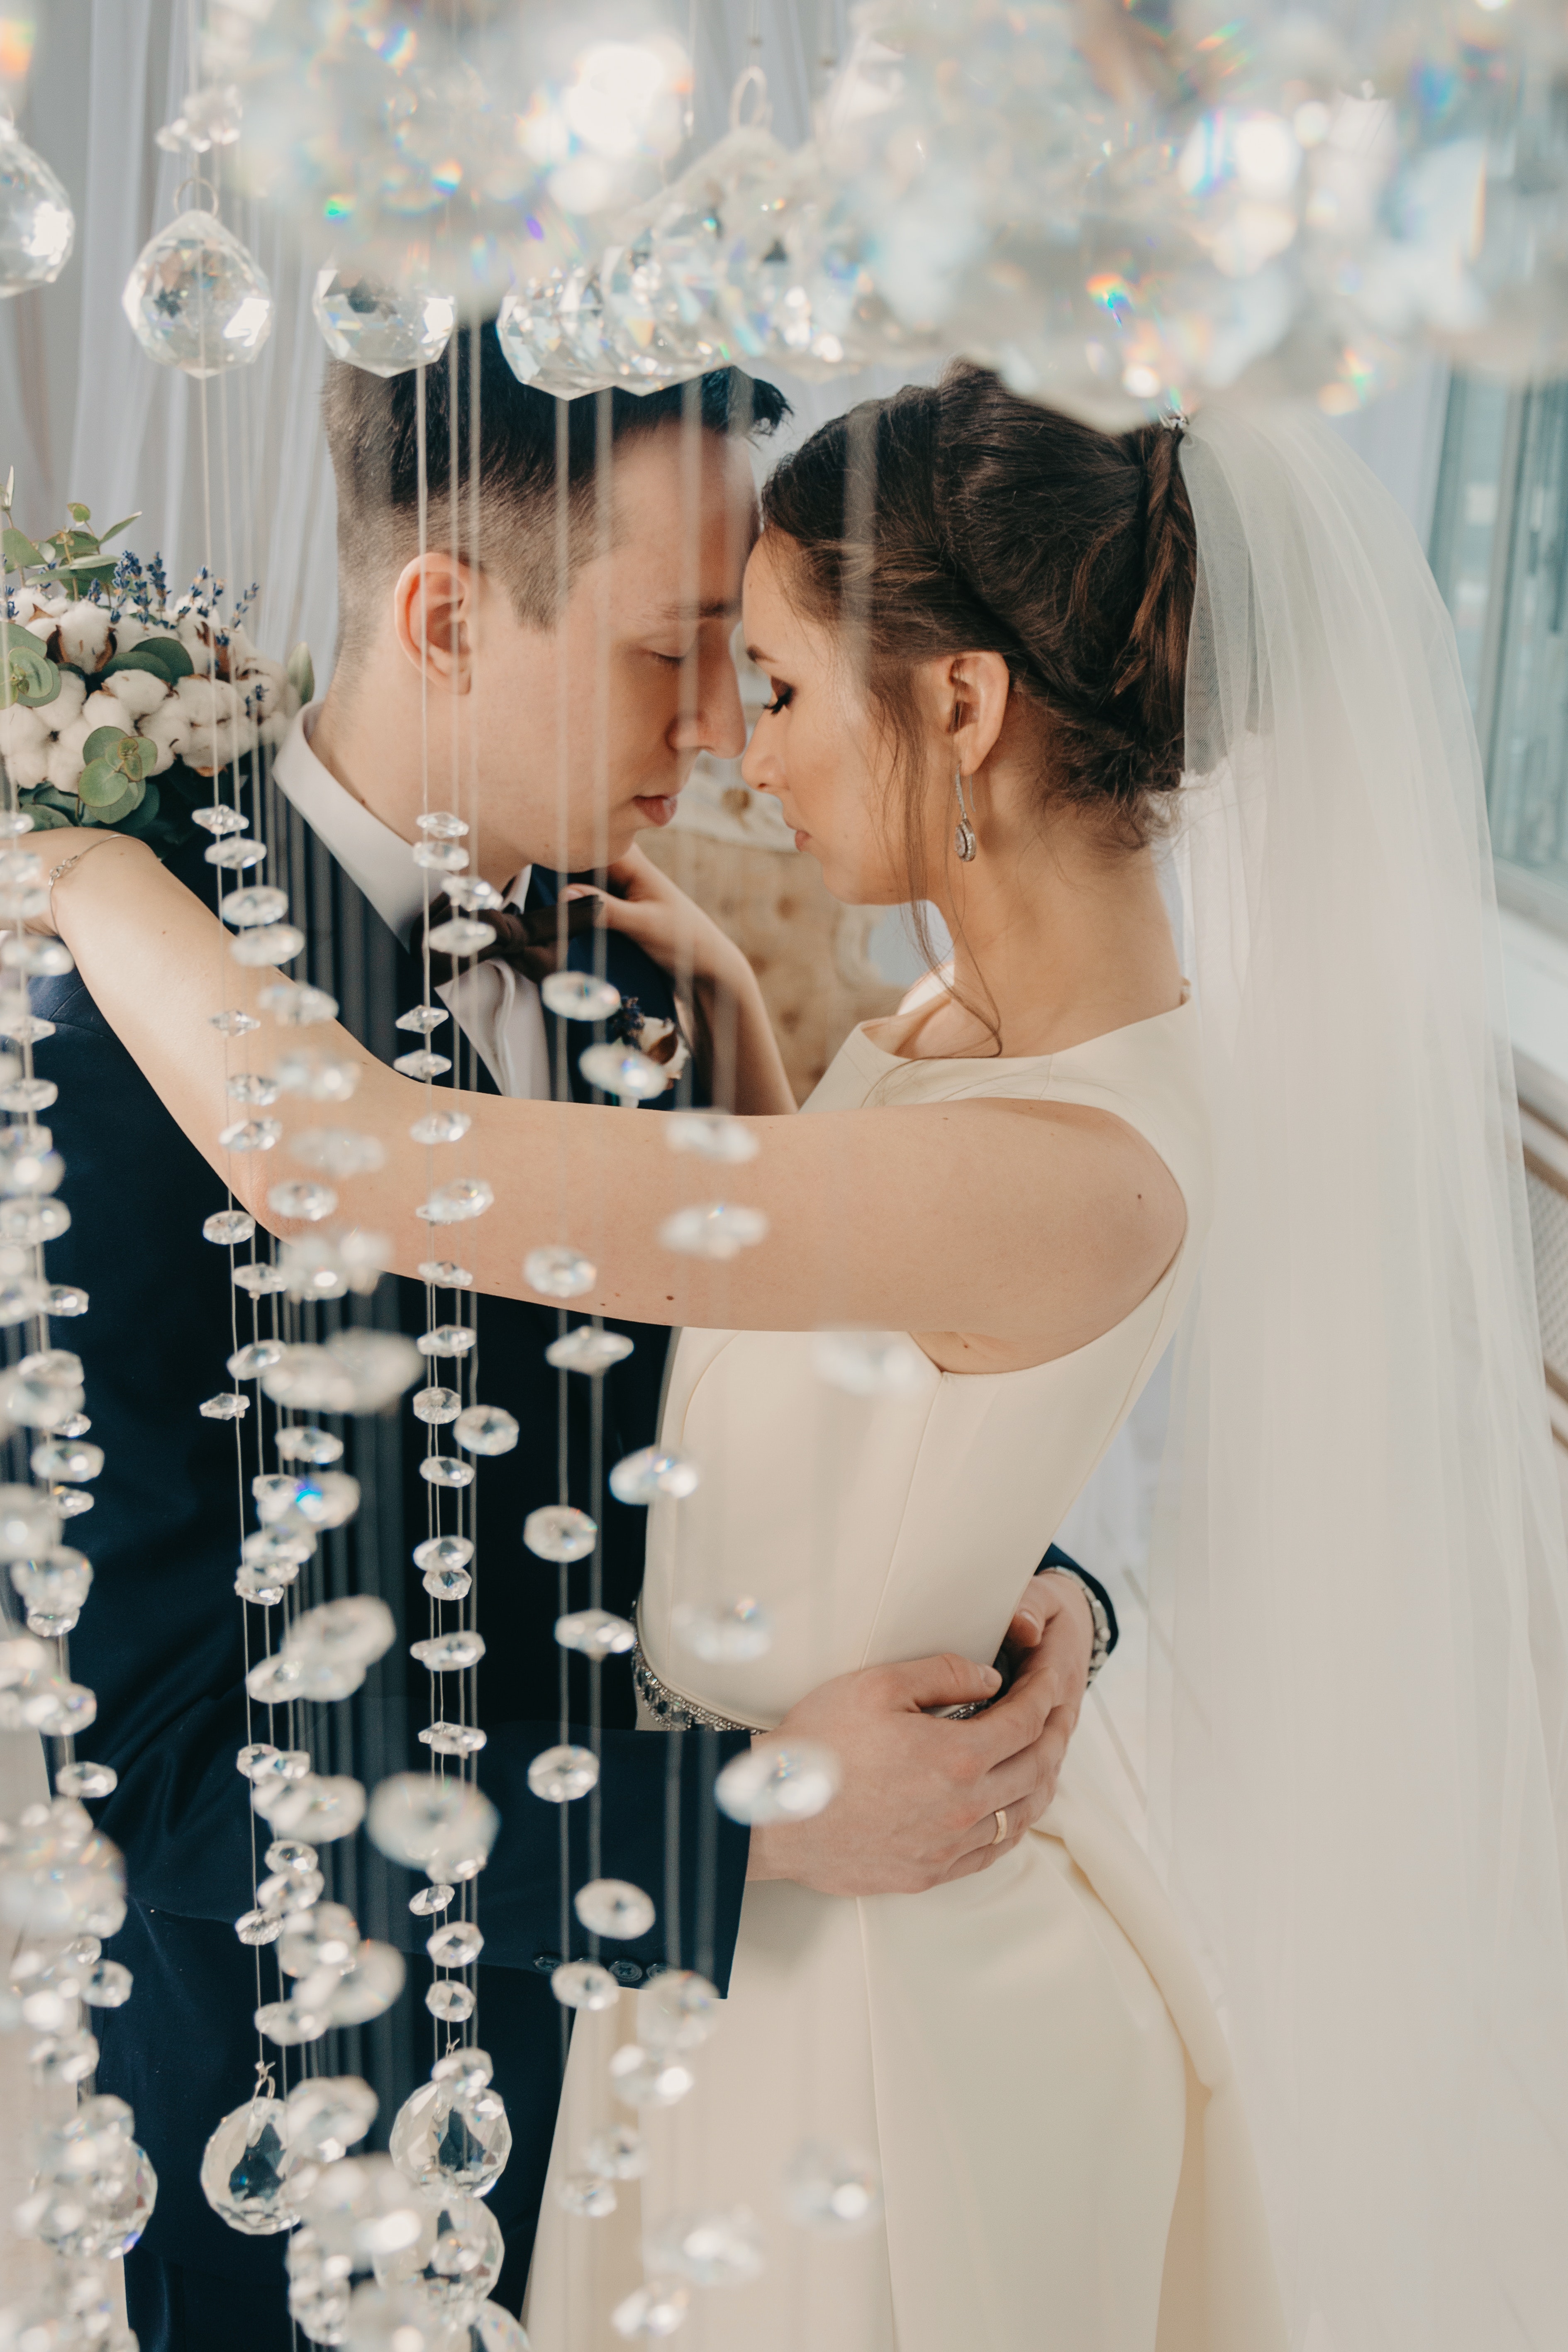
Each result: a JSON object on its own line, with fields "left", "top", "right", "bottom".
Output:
{"left": 563, "top": 846, "right": 749, "bottom": 992}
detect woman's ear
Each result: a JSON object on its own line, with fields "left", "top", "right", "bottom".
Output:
{"left": 944, "top": 651, "right": 1012, "bottom": 776}
{"left": 393, "top": 553, "right": 476, "bottom": 694}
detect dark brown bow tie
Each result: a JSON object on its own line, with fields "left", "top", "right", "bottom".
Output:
{"left": 412, "top": 890, "right": 602, "bottom": 992}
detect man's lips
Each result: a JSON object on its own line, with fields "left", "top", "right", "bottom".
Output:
{"left": 634, "top": 794, "right": 679, "bottom": 827}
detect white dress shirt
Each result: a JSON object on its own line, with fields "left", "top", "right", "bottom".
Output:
{"left": 273, "top": 704, "right": 552, "bottom": 1101}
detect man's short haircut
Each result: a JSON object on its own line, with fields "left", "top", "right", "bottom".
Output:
{"left": 322, "top": 323, "right": 791, "bottom": 670}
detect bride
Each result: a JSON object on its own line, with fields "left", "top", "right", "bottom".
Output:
{"left": 34, "top": 365, "right": 1568, "bottom": 2351}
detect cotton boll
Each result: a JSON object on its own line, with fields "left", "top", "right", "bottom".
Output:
{"left": 44, "top": 717, "right": 93, "bottom": 792}
{"left": 80, "top": 689, "right": 140, "bottom": 737}
{"left": 231, "top": 651, "right": 289, "bottom": 725}
{"left": 56, "top": 603, "right": 115, "bottom": 673}
{"left": 108, "top": 615, "right": 148, "bottom": 653}
{"left": 174, "top": 673, "right": 241, "bottom": 728}
{"left": 0, "top": 704, "right": 50, "bottom": 760}
{"left": 188, "top": 715, "right": 245, "bottom": 778}
{"left": 102, "top": 666, "right": 170, "bottom": 720}
{"left": 138, "top": 698, "right": 190, "bottom": 771}
{"left": 49, "top": 671, "right": 87, "bottom": 725}
{"left": 3, "top": 736, "right": 49, "bottom": 790}
{"left": 175, "top": 612, "right": 219, "bottom": 663}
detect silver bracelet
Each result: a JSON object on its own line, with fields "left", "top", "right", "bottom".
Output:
{"left": 1042, "top": 1566, "right": 1112, "bottom": 1685}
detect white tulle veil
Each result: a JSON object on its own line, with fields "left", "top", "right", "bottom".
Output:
{"left": 1150, "top": 405, "right": 1568, "bottom": 2347}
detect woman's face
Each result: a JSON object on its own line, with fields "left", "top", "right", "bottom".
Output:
{"left": 739, "top": 532, "right": 924, "bottom": 906}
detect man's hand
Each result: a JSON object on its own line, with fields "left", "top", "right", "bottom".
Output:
{"left": 746, "top": 1573, "right": 1096, "bottom": 1896}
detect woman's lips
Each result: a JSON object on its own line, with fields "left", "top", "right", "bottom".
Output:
{"left": 634, "top": 794, "right": 679, "bottom": 827}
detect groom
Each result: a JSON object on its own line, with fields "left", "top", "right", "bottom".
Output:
{"left": 46, "top": 330, "right": 1114, "bottom": 2348}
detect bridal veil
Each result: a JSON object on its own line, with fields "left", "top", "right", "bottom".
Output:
{"left": 1151, "top": 406, "right": 1568, "bottom": 2346}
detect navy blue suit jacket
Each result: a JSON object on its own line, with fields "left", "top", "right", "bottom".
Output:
{"left": 39, "top": 790, "right": 751, "bottom": 2342}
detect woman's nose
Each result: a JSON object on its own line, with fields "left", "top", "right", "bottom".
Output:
{"left": 674, "top": 636, "right": 746, "bottom": 760}
{"left": 740, "top": 712, "right": 777, "bottom": 794}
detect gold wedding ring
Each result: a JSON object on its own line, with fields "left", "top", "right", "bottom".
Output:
{"left": 990, "top": 1808, "right": 1008, "bottom": 1846}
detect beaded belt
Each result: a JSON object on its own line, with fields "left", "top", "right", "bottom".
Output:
{"left": 632, "top": 1638, "right": 760, "bottom": 1735}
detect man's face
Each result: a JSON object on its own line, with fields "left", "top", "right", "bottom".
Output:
{"left": 463, "top": 423, "right": 753, "bottom": 881}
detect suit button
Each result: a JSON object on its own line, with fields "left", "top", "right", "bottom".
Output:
{"left": 609, "top": 1960, "right": 643, "bottom": 1985}
{"left": 532, "top": 1953, "right": 561, "bottom": 1975}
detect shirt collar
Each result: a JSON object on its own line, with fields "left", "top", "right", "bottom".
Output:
{"left": 272, "top": 703, "right": 529, "bottom": 948}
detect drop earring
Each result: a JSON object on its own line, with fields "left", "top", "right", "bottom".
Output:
{"left": 953, "top": 770, "right": 977, "bottom": 863}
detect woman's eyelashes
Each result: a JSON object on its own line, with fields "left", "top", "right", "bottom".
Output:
{"left": 760, "top": 681, "right": 794, "bottom": 715}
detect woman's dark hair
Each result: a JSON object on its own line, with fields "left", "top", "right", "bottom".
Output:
{"left": 758, "top": 362, "right": 1196, "bottom": 906}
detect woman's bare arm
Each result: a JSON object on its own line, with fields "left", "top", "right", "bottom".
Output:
{"left": 47, "top": 834, "right": 1184, "bottom": 1355}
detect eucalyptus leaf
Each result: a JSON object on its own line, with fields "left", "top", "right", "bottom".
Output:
{"left": 98, "top": 513, "right": 141, "bottom": 546}
{"left": 286, "top": 642, "right": 315, "bottom": 707}
{"left": 116, "top": 779, "right": 161, "bottom": 835}
{"left": 18, "top": 801, "right": 72, "bottom": 831}
{"left": 0, "top": 641, "right": 60, "bottom": 710}
{"left": 104, "top": 636, "right": 190, "bottom": 685}
{"left": 67, "top": 503, "right": 91, "bottom": 524}
{"left": 128, "top": 735, "right": 156, "bottom": 780}
{"left": 83, "top": 725, "right": 129, "bottom": 765}
{"left": 2, "top": 527, "right": 41, "bottom": 572}
{"left": 82, "top": 775, "right": 145, "bottom": 827}
{"left": 77, "top": 758, "right": 126, "bottom": 809}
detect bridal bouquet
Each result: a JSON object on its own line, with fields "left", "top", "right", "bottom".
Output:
{"left": 0, "top": 482, "right": 311, "bottom": 853}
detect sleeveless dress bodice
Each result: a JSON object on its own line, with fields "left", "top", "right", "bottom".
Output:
{"left": 526, "top": 994, "right": 1286, "bottom": 2352}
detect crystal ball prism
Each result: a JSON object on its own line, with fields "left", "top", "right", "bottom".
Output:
{"left": 200, "top": 2094, "right": 304, "bottom": 2235}
{"left": 313, "top": 266, "right": 456, "bottom": 376}
{"left": 0, "top": 124, "right": 73, "bottom": 297}
{"left": 122, "top": 210, "right": 273, "bottom": 376}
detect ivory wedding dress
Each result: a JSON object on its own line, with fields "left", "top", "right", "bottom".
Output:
{"left": 526, "top": 987, "right": 1286, "bottom": 2352}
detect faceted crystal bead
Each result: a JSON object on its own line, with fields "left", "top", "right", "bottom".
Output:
{"left": 608, "top": 1447, "right": 700, "bottom": 1505}
{"left": 285, "top": 1471, "right": 363, "bottom": 1529}
{"left": 54, "top": 1760, "right": 116, "bottom": 1800}
{"left": 658, "top": 1202, "right": 770, "bottom": 1260}
{"left": 397, "top": 1005, "right": 449, "bottom": 1035}
{"left": 0, "top": 1197, "right": 68, "bottom": 1243}
{"left": 243, "top": 1531, "right": 314, "bottom": 1574}
{"left": 558, "top": 2173, "right": 617, "bottom": 2217}
{"left": 417, "top": 1177, "right": 493, "bottom": 1223}
{"left": 221, "top": 885, "right": 290, "bottom": 929}
{"left": 324, "top": 1939, "right": 406, "bottom": 2027}
{"left": 229, "top": 1071, "right": 280, "bottom": 1105}
{"left": 278, "top": 1902, "right": 360, "bottom": 1977}
{"left": 234, "top": 1262, "right": 288, "bottom": 1298}
{"left": 232, "top": 923, "right": 306, "bottom": 966}
{"left": 235, "top": 1565, "right": 287, "bottom": 1605}
{"left": 812, "top": 1328, "right": 929, "bottom": 1397}
{"left": 585, "top": 2123, "right": 649, "bottom": 2180}
{"left": 219, "top": 1116, "right": 283, "bottom": 1154}
{"left": 319, "top": 1327, "right": 422, "bottom": 1412}
{"left": 194, "top": 805, "right": 250, "bottom": 836}
{"left": 410, "top": 1630, "right": 485, "bottom": 1673}
{"left": 276, "top": 1047, "right": 360, "bottom": 1100}
{"left": 256, "top": 1867, "right": 325, "bottom": 1913}
{"left": 411, "top": 1109, "right": 472, "bottom": 1147}
{"left": 414, "top": 1533, "right": 474, "bottom": 1575}
{"left": 206, "top": 837, "right": 267, "bottom": 869}
{"left": 24, "top": 2135, "right": 156, "bottom": 2260}
{"left": 414, "top": 1383, "right": 463, "bottom": 1421}
{"left": 638, "top": 1970, "right": 719, "bottom": 2052}
{"left": 82, "top": 1958, "right": 133, "bottom": 2008}
{"left": 417, "top": 812, "right": 468, "bottom": 840}
{"left": 237, "top": 1741, "right": 281, "bottom": 1780}
{"left": 48, "top": 1485, "right": 91, "bottom": 1520}
{"left": 281, "top": 1228, "right": 388, "bottom": 1304}
{"left": 454, "top": 1404, "right": 518, "bottom": 1454}
{"left": 236, "top": 1908, "right": 284, "bottom": 1945}
{"left": 785, "top": 2140, "right": 883, "bottom": 2235}
{"left": 671, "top": 1598, "right": 773, "bottom": 1663}
{"left": 423, "top": 1565, "right": 471, "bottom": 1601}
{"left": 302, "top": 2154, "right": 426, "bottom": 2263}
{"left": 0, "top": 1275, "right": 48, "bottom": 1327}
{"left": 610, "top": 2277, "right": 691, "bottom": 2339}
{"left": 578, "top": 1042, "right": 668, "bottom": 1099}
{"left": 550, "top": 1960, "right": 619, "bottom": 2012}
{"left": 393, "top": 1049, "right": 452, "bottom": 1080}
{"left": 715, "top": 1740, "right": 840, "bottom": 1826}
{"left": 663, "top": 1111, "right": 760, "bottom": 1164}
{"left": 446, "top": 876, "right": 504, "bottom": 912}
{"left": 427, "top": 1919, "right": 483, "bottom": 1967}
{"left": 32, "top": 1439, "right": 103, "bottom": 1483}
{"left": 0, "top": 122, "right": 76, "bottom": 295}
{"left": 574, "top": 1879, "right": 655, "bottom": 1940}
{"left": 554, "top": 1609, "right": 636, "bottom": 1661}
{"left": 285, "top": 1594, "right": 395, "bottom": 1675}
{"left": 523, "top": 1245, "right": 596, "bottom": 1300}
{"left": 259, "top": 1344, "right": 353, "bottom": 1413}
{"left": 268, "top": 1180, "right": 338, "bottom": 1222}
{"left": 426, "top": 1979, "right": 476, "bottom": 2023}
{"left": 546, "top": 1324, "right": 634, "bottom": 1375}
{"left": 651, "top": 2206, "right": 764, "bottom": 2287}
{"left": 0, "top": 1077, "right": 56, "bottom": 1113}
{"left": 257, "top": 1775, "right": 367, "bottom": 1844}
{"left": 286, "top": 2074, "right": 378, "bottom": 2165}
{"left": 417, "top": 1260, "right": 473, "bottom": 1287}
{"left": 417, "top": 1325, "right": 476, "bottom": 1358}
{"left": 29, "top": 2027, "right": 100, "bottom": 2085}
{"left": 266, "top": 1839, "right": 319, "bottom": 1873}
{"left": 291, "top": 1126, "right": 387, "bottom": 1177}
{"left": 366, "top": 1774, "right": 499, "bottom": 1880}
{"left": 12, "top": 1548, "right": 92, "bottom": 1613}
{"left": 200, "top": 1390, "right": 250, "bottom": 1420}
{"left": 419, "top": 1720, "right": 486, "bottom": 1757}
{"left": 200, "top": 2093, "right": 304, "bottom": 2235}
{"left": 260, "top": 980, "right": 340, "bottom": 1026}
{"left": 408, "top": 1884, "right": 454, "bottom": 1918}
{"left": 419, "top": 1455, "right": 474, "bottom": 1489}
{"left": 276, "top": 1425, "right": 344, "bottom": 1467}
{"left": 540, "top": 972, "right": 622, "bottom": 1021}
{"left": 526, "top": 1744, "right": 599, "bottom": 1803}
{"left": 204, "top": 1208, "right": 256, "bottom": 1245}
{"left": 122, "top": 208, "right": 273, "bottom": 375}
{"left": 523, "top": 1505, "right": 597, "bottom": 1562}
{"left": 390, "top": 2079, "right": 512, "bottom": 2201}
{"left": 426, "top": 917, "right": 496, "bottom": 957}
{"left": 609, "top": 2045, "right": 694, "bottom": 2109}
{"left": 372, "top": 2189, "right": 503, "bottom": 2321}
{"left": 313, "top": 266, "right": 456, "bottom": 376}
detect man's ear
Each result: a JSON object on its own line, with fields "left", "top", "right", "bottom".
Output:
{"left": 393, "top": 553, "right": 477, "bottom": 695}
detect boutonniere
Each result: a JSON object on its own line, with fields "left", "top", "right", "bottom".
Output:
{"left": 610, "top": 997, "right": 691, "bottom": 1089}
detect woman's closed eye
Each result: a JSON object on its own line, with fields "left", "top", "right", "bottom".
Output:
{"left": 760, "top": 681, "right": 794, "bottom": 715}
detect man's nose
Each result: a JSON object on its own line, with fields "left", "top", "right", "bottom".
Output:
{"left": 674, "top": 636, "right": 746, "bottom": 761}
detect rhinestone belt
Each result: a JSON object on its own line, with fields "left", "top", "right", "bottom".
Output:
{"left": 631, "top": 1639, "right": 760, "bottom": 1735}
